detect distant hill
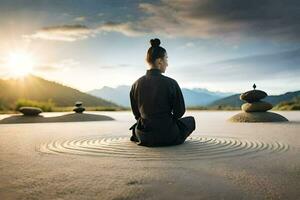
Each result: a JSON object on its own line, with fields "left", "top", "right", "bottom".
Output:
{"left": 209, "top": 91, "right": 300, "bottom": 108}
{"left": 266, "top": 91, "right": 300, "bottom": 105}
{"left": 274, "top": 96, "right": 300, "bottom": 110}
{"left": 209, "top": 94, "right": 241, "bottom": 108}
{"left": 88, "top": 85, "right": 233, "bottom": 107}
{"left": 191, "top": 88, "right": 233, "bottom": 98}
{"left": 88, "top": 85, "right": 131, "bottom": 107}
{"left": 0, "top": 74, "right": 119, "bottom": 110}
{"left": 181, "top": 88, "right": 231, "bottom": 106}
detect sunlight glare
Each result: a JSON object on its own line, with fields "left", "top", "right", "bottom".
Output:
{"left": 7, "top": 50, "right": 35, "bottom": 77}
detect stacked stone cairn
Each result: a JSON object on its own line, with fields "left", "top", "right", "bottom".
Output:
{"left": 73, "top": 101, "right": 85, "bottom": 113}
{"left": 229, "top": 84, "right": 288, "bottom": 122}
{"left": 240, "top": 84, "right": 273, "bottom": 113}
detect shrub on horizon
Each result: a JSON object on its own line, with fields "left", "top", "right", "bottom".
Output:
{"left": 273, "top": 96, "right": 300, "bottom": 110}
{"left": 15, "top": 98, "right": 55, "bottom": 112}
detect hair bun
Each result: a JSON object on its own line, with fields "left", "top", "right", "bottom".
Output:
{"left": 150, "top": 38, "right": 161, "bottom": 47}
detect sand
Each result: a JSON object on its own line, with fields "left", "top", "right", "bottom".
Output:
{"left": 0, "top": 111, "right": 299, "bottom": 200}
{"left": 0, "top": 112, "right": 114, "bottom": 124}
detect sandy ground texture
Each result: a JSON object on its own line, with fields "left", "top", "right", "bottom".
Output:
{"left": 0, "top": 111, "right": 299, "bottom": 200}
{"left": 0, "top": 112, "right": 114, "bottom": 124}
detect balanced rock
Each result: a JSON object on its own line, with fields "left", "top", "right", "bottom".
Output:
{"left": 242, "top": 101, "right": 273, "bottom": 112}
{"left": 73, "top": 101, "right": 85, "bottom": 113}
{"left": 73, "top": 107, "right": 85, "bottom": 113}
{"left": 75, "top": 101, "right": 83, "bottom": 107}
{"left": 19, "top": 107, "right": 42, "bottom": 116}
{"left": 229, "top": 112, "right": 288, "bottom": 122}
{"left": 240, "top": 90, "right": 267, "bottom": 103}
{"left": 229, "top": 84, "right": 288, "bottom": 122}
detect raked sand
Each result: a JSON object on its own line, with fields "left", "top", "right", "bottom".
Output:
{"left": 0, "top": 111, "right": 299, "bottom": 200}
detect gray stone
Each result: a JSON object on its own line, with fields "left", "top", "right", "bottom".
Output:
{"left": 19, "top": 107, "right": 42, "bottom": 116}
{"left": 73, "top": 107, "right": 85, "bottom": 113}
{"left": 241, "top": 101, "right": 273, "bottom": 112}
{"left": 229, "top": 112, "right": 288, "bottom": 122}
{"left": 240, "top": 90, "right": 267, "bottom": 103}
{"left": 75, "top": 101, "right": 83, "bottom": 107}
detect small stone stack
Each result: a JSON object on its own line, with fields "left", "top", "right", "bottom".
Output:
{"left": 229, "top": 84, "right": 288, "bottom": 122}
{"left": 73, "top": 101, "right": 85, "bottom": 113}
{"left": 240, "top": 84, "right": 273, "bottom": 113}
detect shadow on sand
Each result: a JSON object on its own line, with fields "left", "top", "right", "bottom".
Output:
{"left": 0, "top": 113, "right": 114, "bottom": 124}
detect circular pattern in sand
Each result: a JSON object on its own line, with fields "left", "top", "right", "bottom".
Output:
{"left": 39, "top": 136, "right": 289, "bottom": 160}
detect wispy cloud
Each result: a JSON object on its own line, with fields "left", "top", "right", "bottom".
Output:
{"left": 24, "top": 24, "right": 95, "bottom": 42}
{"left": 34, "top": 59, "right": 79, "bottom": 72}
{"left": 173, "top": 48, "right": 300, "bottom": 82}
{"left": 34, "top": 65, "right": 59, "bottom": 71}
{"left": 24, "top": 21, "right": 145, "bottom": 42}
{"left": 74, "top": 16, "right": 86, "bottom": 22}
{"left": 97, "top": 22, "right": 145, "bottom": 37}
{"left": 98, "top": 63, "right": 132, "bottom": 69}
{"left": 177, "top": 42, "right": 196, "bottom": 50}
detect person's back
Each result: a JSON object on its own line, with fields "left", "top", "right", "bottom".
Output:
{"left": 132, "top": 69, "right": 184, "bottom": 119}
{"left": 129, "top": 38, "right": 195, "bottom": 147}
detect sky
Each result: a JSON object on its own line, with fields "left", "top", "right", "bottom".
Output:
{"left": 0, "top": 0, "right": 299, "bottom": 95}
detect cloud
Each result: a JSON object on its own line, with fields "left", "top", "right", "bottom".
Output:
{"left": 173, "top": 48, "right": 300, "bottom": 82}
{"left": 34, "top": 59, "right": 79, "bottom": 72}
{"left": 22, "top": 0, "right": 300, "bottom": 41}
{"left": 74, "top": 16, "right": 86, "bottom": 22}
{"left": 98, "top": 63, "right": 132, "bottom": 69}
{"left": 178, "top": 42, "right": 196, "bottom": 49}
{"left": 25, "top": 21, "right": 145, "bottom": 42}
{"left": 24, "top": 24, "right": 95, "bottom": 42}
{"left": 97, "top": 22, "right": 145, "bottom": 37}
{"left": 34, "top": 65, "right": 59, "bottom": 71}
{"left": 96, "top": 0, "right": 300, "bottom": 41}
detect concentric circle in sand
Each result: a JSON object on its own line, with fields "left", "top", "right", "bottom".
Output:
{"left": 38, "top": 136, "right": 289, "bottom": 160}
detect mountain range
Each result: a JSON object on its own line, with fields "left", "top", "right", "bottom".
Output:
{"left": 209, "top": 91, "right": 300, "bottom": 108}
{"left": 88, "top": 86, "right": 299, "bottom": 109}
{"left": 1, "top": 75, "right": 298, "bottom": 111}
{"left": 88, "top": 85, "right": 234, "bottom": 107}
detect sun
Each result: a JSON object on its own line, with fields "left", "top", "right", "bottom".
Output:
{"left": 7, "top": 50, "right": 35, "bottom": 77}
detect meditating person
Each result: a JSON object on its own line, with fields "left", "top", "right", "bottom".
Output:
{"left": 129, "top": 38, "right": 196, "bottom": 147}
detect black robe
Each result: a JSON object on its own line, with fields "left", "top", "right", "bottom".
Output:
{"left": 129, "top": 68, "right": 195, "bottom": 147}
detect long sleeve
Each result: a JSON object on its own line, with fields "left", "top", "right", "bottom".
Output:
{"left": 130, "top": 84, "right": 141, "bottom": 120}
{"left": 171, "top": 81, "right": 186, "bottom": 119}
